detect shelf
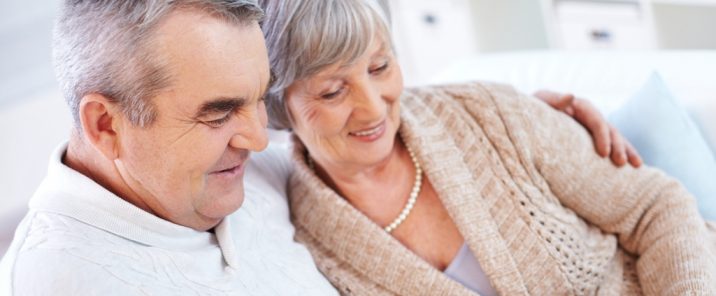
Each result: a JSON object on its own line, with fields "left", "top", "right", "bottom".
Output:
{"left": 651, "top": 0, "right": 716, "bottom": 6}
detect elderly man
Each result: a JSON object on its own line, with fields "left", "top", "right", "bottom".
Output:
{"left": 0, "top": 1, "right": 335, "bottom": 294}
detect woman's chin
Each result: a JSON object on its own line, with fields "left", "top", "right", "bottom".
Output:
{"left": 351, "top": 132, "right": 399, "bottom": 167}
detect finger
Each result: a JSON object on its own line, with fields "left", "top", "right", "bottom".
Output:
{"left": 552, "top": 93, "right": 575, "bottom": 111}
{"left": 572, "top": 99, "right": 610, "bottom": 157}
{"left": 558, "top": 93, "right": 576, "bottom": 112}
{"left": 625, "top": 141, "right": 643, "bottom": 168}
{"left": 609, "top": 127, "right": 628, "bottom": 167}
{"left": 560, "top": 93, "right": 575, "bottom": 102}
{"left": 534, "top": 90, "right": 574, "bottom": 111}
{"left": 564, "top": 105, "right": 575, "bottom": 117}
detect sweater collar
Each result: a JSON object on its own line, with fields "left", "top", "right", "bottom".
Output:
{"left": 29, "top": 142, "right": 239, "bottom": 268}
{"left": 400, "top": 86, "right": 528, "bottom": 295}
{"left": 289, "top": 88, "right": 528, "bottom": 295}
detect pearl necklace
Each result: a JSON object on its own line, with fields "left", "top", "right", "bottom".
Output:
{"left": 307, "top": 144, "right": 422, "bottom": 233}
{"left": 384, "top": 145, "right": 422, "bottom": 233}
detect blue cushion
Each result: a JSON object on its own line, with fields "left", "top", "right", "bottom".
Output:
{"left": 609, "top": 73, "right": 716, "bottom": 220}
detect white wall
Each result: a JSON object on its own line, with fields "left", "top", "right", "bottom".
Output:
{"left": 0, "top": 1, "right": 63, "bottom": 257}
{"left": 0, "top": 88, "right": 72, "bottom": 256}
{"left": 470, "top": 0, "right": 551, "bottom": 52}
{"left": 653, "top": 3, "right": 716, "bottom": 48}
{"left": 0, "top": 1, "right": 60, "bottom": 106}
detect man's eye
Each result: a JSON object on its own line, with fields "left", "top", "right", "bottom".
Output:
{"left": 205, "top": 114, "right": 232, "bottom": 127}
{"left": 321, "top": 87, "right": 344, "bottom": 100}
{"left": 369, "top": 62, "right": 389, "bottom": 74}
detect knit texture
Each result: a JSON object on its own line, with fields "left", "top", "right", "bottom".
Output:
{"left": 288, "top": 82, "right": 716, "bottom": 295}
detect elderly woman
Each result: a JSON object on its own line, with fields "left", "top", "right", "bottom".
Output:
{"left": 258, "top": 0, "right": 716, "bottom": 294}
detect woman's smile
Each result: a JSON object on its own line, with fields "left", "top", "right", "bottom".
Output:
{"left": 349, "top": 120, "right": 386, "bottom": 142}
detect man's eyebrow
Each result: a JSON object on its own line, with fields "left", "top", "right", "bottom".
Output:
{"left": 194, "top": 98, "right": 246, "bottom": 118}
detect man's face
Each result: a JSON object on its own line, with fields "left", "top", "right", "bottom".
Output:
{"left": 114, "top": 11, "right": 270, "bottom": 231}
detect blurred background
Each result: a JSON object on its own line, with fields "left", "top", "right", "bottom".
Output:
{"left": 389, "top": 0, "right": 716, "bottom": 85}
{"left": 1, "top": 0, "right": 715, "bottom": 256}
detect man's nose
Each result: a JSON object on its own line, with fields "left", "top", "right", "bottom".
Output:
{"left": 228, "top": 107, "right": 269, "bottom": 152}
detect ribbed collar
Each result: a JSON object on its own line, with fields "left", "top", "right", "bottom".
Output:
{"left": 29, "top": 143, "right": 239, "bottom": 268}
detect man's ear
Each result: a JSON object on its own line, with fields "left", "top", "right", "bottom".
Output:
{"left": 78, "top": 93, "right": 123, "bottom": 161}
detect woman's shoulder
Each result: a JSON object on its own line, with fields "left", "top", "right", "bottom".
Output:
{"left": 402, "top": 81, "right": 532, "bottom": 112}
{"left": 401, "top": 81, "right": 544, "bottom": 125}
{"left": 404, "top": 81, "right": 517, "bottom": 100}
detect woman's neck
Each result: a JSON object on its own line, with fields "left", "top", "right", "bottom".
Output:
{"left": 310, "top": 137, "right": 418, "bottom": 226}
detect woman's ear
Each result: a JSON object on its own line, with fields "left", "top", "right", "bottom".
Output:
{"left": 78, "top": 93, "right": 122, "bottom": 161}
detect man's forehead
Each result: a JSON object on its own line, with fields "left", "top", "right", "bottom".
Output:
{"left": 148, "top": 11, "right": 269, "bottom": 115}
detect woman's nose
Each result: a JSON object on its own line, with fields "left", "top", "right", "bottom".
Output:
{"left": 351, "top": 79, "right": 386, "bottom": 118}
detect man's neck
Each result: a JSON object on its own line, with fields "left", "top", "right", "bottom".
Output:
{"left": 64, "top": 137, "right": 154, "bottom": 216}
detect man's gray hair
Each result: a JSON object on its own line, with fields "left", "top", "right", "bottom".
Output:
{"left": 258, "top": 0, "right": 393, "bottom": 130}
{"left": 54, "top": 0, "right": 263, "bottom": 128}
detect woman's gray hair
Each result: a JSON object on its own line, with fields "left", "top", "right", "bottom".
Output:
{"left": 54, "top": 0, "right": 263, "bottom": 128}
{"left": 259, "top": 0, "right": 393, "bottom": 130}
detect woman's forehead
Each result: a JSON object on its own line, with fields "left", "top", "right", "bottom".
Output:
{"left": 309, "top": 35, "right": 392, "bottom": 79}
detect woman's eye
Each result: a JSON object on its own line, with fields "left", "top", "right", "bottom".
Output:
{"left": 320, "top": 88, "right": 344, "bottom": 100}
{"left": 369, "top": 62, "right": 389, "bottom": 74}
{"left": 205, "top": 114, "right": 232, "bottom": 128}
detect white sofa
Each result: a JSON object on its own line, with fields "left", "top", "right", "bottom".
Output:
{"left": 2, "top": 50, "right": 715, "bottom": 258}
{"left": 432, "top": 50, "right": 716, "bottom": 151}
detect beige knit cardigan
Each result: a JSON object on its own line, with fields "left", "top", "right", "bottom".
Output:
{"left": 288, "top": 82, "right": 716, "bottom": 295}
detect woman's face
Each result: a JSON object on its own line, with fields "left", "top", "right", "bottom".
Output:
{"left": 285, "top": 35, "right": 404, "bottom": 170}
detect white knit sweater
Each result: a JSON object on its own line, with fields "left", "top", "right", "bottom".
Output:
{"left": 0, "top": 143, "right": 336, "bottom": 295}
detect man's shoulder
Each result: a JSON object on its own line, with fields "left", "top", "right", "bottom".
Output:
{"left": 3, "top": 211, "right": 236, "bottom": 295}
{"left": 8, "top": 211, "right": 140, "bottom": 268}
{"left": 10, "top": 245, "right": 137, "bottom": 295}
{"left": 1, "top": 211, "right": 143, "bottom": 295}
{"left": 17, "top": 210, "right": 126, "bottom": 247}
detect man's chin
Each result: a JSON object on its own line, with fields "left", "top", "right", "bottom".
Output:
{"left": 193, "top": 202, "right": 240, "bottom": 231}
{"left": 201, "top": 188, "right": 246, "bottom": 217}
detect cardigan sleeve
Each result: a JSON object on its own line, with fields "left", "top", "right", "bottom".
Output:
{"left": 475, "top": 83, "right": 716, "bottom": 295}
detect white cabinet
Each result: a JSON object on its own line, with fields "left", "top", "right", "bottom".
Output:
{"left": 551, "top": 0, "right": 657, "bottom": 49}
{"left": 389, "top": 0, "right": 478, "bottom": 86}
{"left": 472, "top": 0, "right": 716, "bottom": 50}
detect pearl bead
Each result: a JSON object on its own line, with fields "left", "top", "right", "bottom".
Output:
{"left": 383, "top": 143, "right": 422, "bottom": 233}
